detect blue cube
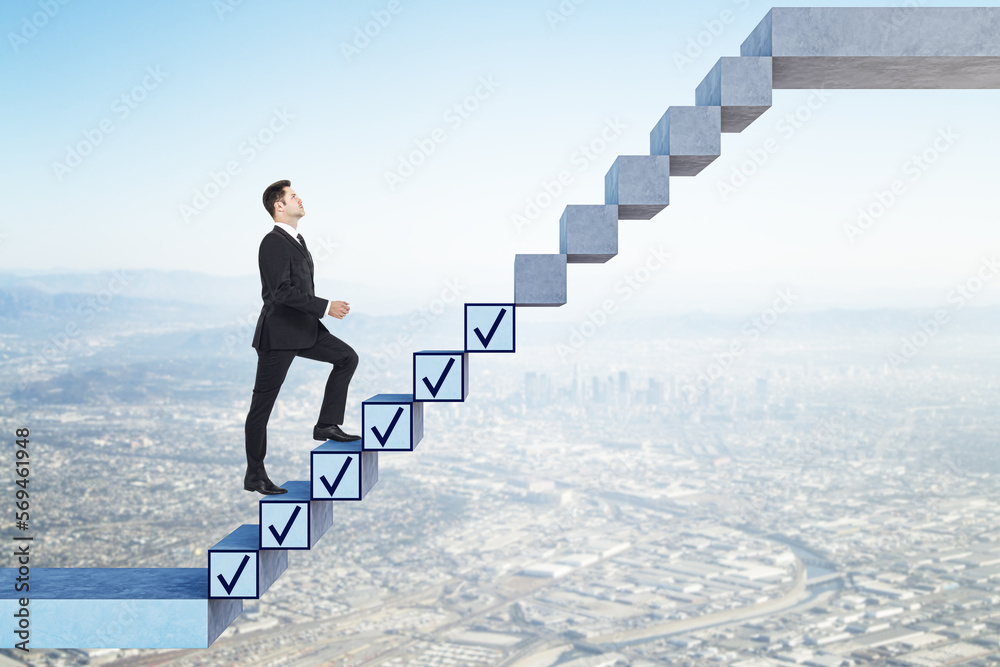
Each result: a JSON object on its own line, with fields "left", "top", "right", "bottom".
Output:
{"left": 465, "top": 303, "right": 515, "bottom": 353}
{"left": 362, "top": 394, "right": 424, "bottom": 451}
{"left": 310, "top": 441, "right": 378, "bottom": 500}
{"left": 258, "top": 481, "right": 333, "bottom": 550}
{"left": 207, "top": 524, "right": 286, "bottom": 599}
{"left": 413, "top": 350, "right": 469, "bottom": 402}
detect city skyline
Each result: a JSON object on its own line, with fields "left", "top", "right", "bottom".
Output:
{"left": 2, "top": 294, "right": 999, "bottom": 664}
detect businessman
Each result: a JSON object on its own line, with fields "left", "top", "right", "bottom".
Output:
{"left": 244, "top": 179, "right": 360, "bottom": 495}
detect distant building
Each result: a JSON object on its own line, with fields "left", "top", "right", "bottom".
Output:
{"left": 648, "top": 377, "right": 664, "bottom": 405}
{"left": 570, "top": 363, "right": 581, "bottom": 404}
{"left": 524, "top": 372, "right": 551, "bottom": 408}
{"left": 588, "top": 376, "right": 598, "bottom": 402}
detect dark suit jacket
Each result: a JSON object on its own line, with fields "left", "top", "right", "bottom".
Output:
{"left": 252, "top": 226, "right": 329, "bottom": 350}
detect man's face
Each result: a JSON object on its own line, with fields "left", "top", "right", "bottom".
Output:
{"left": 277, "top": 187, "right": 305, "bottom": 219}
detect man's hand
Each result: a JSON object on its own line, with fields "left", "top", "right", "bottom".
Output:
{"left": 328, "top": 300, "right": 351, "bottom": 319}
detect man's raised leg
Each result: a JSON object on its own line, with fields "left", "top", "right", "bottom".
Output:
{"left": 298, "top": 328, "right": 360, "bottom": 441}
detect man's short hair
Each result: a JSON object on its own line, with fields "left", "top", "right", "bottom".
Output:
{"left": 262, "top": 180, "right": 291, "bottom": 218}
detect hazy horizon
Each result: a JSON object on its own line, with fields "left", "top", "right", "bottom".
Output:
{"left": 3, "top": 0, "right": 1000, "bottom": 319}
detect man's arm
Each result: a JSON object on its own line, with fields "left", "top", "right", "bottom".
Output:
{"left": 259, "top": 235, "right": 328, "bottom": 318}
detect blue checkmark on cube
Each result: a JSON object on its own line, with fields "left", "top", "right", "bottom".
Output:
{"left": 362, "top": 394, "right": 424, "bottom": 451}
{"left": 261, "top": 503, "right": 306, "bottom": 548}
{"left": 413, "top": 351, "right": 469, "bottom": 401}
{"left": 209, "top": 551, "right": 258, "bottom": 598}
{"left": 314, "top": 455, "right": 356, "bottom": 498}
{"left": 216, "top": 555, "right": 250, "bottom": 595}
{"left": 465, "top": 303, "right": 515, "bottom": 352}
{"left": 310, "top": 441, "right": 378, "bottom": 500}
{"left": 259, "top": 481, "right": 334, "bottom": 550}
{"left": 208, "top": 524, "right": 287, "bottom": 600}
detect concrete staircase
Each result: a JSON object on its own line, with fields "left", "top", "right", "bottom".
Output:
{"left": 2, "top": 6, "right": 998, "bottom": 650}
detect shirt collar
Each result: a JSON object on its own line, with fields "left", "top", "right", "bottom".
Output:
{"left": 273, "top": 222, "right": 301, "bottom": 243}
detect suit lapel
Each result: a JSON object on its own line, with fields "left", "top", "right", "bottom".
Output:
{"left": 271, "top": 227, "right": 315, "bottom": 293}
{"left": 272, "top": 226, "right": 309, "bottom": 260}
{"left": 298, "top": 235, "right": 315, "bottom": 272}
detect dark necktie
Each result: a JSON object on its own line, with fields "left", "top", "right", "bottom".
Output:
{"left": 297, "top": 234, "right": 307, "bottom": 251}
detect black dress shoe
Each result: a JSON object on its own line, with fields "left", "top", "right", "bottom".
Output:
{"left": 313, "top": 424, "right": 361, "bottom": 442}
{"left": 244, "top": 479, "right": 287, "bottom": 495}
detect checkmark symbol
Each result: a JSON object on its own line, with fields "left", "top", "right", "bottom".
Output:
{"left": 319, "top": 456, "right": 353, "bottom": 496}
{"left": 267, "top": 505, "right": 302, "bottom": 546}
{"left": 422, "top": 357, "right": 456, "bottom": 398}
{"left": 473, "top": 308, "right": 507, "bottom": 348}
{"left": 371, "top": 407, "right": 404, "bottom": 447}
{"left": 217, "top": 554, "right": 250, "bottom": 595}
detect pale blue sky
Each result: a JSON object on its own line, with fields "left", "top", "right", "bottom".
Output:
{"left": 2, "top": 0, "right": 999, "bottom": 316}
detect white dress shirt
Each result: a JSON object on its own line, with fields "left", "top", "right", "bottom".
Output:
{"left": 272, "top": 223, "right": 331, "bottom": 317}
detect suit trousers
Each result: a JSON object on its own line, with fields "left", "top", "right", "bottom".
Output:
{"left": 244, "top": 328, "right": 359, "bottom": 482}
